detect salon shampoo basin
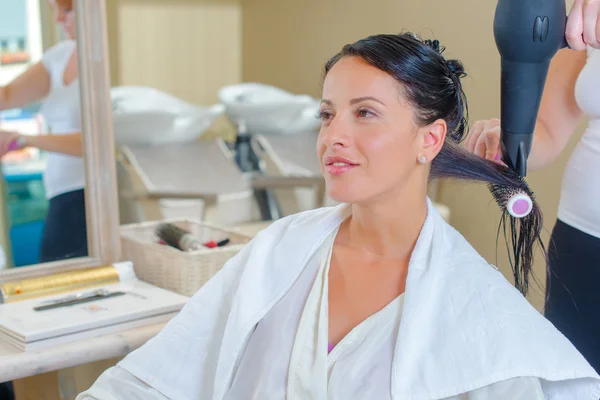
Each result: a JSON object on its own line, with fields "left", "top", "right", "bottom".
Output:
{"left": 111, "top": 86, "right": 224, "bottom": 146}
{"left": 218, "top": 83, "right": 321, "bottom": 136}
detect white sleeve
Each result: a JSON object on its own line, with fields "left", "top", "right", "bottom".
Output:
{"left": 41, "top": 40, "right": 75, "bottom": 76}
{"left": 443, "top": 377, "right": 545, "bottom": 400}
{"left": 75, "top": 366, "right": 169, "bottom": 400}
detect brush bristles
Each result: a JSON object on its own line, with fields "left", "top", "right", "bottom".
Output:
{"left": 156, "top": 223, "right": 188, "bottom": 249}
{"left": 487, "top": 181, "right": 545, "bottom": 296}
{"left": 488, "top": 185, "right": 526, "bottom": 208}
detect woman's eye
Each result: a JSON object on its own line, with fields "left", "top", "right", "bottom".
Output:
{"left": 317, "top": 111, "right": 333, "bottom": 121}
{"left": 357, "top": 108, "right": 375, "bottom": 118}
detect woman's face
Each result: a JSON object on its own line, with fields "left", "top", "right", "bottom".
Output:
{"left": 48, "top": 0, "right": 75, "bottom": 39}
{"left": 317, "top": 56, "right": 443, "bottom": 205}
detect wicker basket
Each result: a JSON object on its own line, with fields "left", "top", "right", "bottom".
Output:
{"left": 120, "top": 219, "right": 252, "bottom": 296}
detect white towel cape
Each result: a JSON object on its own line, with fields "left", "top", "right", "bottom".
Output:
{"left": 117, "top": 199, "right": 600, "bottom": 400}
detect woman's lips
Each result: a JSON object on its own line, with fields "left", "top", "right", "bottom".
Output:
{"left": 324, "top": 156, "right": 358, "bottom": 176}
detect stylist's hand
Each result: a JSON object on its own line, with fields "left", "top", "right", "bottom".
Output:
{"left": 566, "top": 0, "right": 600, "bottom": 50}
{"left": 0, "top": 130, "right": 21, "bottom": 157}
{"left": 464, "top": 118, "right": 503, "bottom": 162}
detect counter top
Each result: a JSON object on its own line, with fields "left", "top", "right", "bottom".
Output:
{"left": 0, "top": 321, "right": 167, "bottom": 382}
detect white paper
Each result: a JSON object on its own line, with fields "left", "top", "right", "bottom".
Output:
{"left": 0, "top": 280, "right": 188, "bottom": 350}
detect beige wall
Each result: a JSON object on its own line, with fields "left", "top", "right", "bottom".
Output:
{"left": 242, "top": 0, "right": 583, "bottom": 310}
{"left": 38, "top": 0, "right": 55, "bottom": 51}
{"left": 106, "top": 0, "right": 242, "bottom": 106}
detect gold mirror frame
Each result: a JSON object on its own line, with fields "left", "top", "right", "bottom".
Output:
{"left": 0, "top": 0, "right": 120, "bottom": 283}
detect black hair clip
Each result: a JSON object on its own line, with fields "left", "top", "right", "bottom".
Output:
{"left": 424, "top": 39, "right": 442, "bottom": 54}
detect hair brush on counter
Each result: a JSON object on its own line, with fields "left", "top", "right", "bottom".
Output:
{"left": 155, "top": 223, "right": 203, "bottom": 252}
{"left": 155, "top": 223, "right": 230, "bottom": 251}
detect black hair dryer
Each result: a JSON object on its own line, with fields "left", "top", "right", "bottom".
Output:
{"left": 494, "top": 0, "right": 569, "bottom": 177}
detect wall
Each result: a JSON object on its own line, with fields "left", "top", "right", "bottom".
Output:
{"left": 106, "top": 0, "right": 243, "bottom": 107}
{"left": 242, "top": 0, "right": 582, "bottom": 310}
{"left": 38, "top": 0, "right": 58, "bottom": 52}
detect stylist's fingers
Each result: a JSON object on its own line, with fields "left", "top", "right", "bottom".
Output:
{"left": 0, "top": 133, "right": 8, "bottom": 156}
{"left": 583, "top": 0, "right": 600, "bottom": 49}
{"left": 465, "top": 121, "right": 483, "bottom": 152}
{"left": 473, "top": 134, "right": 488, "bottom": 159}
{"left": 567, "top": 0, "right": 600, "bottom": 50}
{"left": 466, "top": 119, "right": 500, "bottom": 156}
{"left": 483, "top": 127, "right": 502, "bottom": 162}
{"left": 567, "top": 0, "right": 587, "bottom": 51}
{"left": 0, "top": 141, "right": 8, "bottom": 158}
{"left": 473, "top": 129, "right": 500, "bottom": 160}
{"left": 0, "top": 131, "right": 18, "bottom": 157}
{"left": 470, "top": 120, "right": 501, "bottom": 161}
{"left": 466, "top": 119, "right": 494, "bottom": 152}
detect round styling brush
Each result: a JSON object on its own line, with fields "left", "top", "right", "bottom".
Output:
{"left": 490, "top": 187, "right": 533, "bottom": 218}
{"left": 155, "top": 223, "right": 203, "bottom": 252}
{"left": 487, "top": 173, "right": 543, "bottom": 295}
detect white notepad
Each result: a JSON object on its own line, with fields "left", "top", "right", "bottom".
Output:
{"left": 0, "top": 279, "right": 189, "bottom": 351}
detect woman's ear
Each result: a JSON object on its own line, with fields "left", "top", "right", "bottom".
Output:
{"left": 420, "top": 119, "right": 446, "bottom": 162}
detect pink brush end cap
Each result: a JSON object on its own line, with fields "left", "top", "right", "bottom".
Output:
{"left": 507, "top": 193, "right": 533, "bottom": 218}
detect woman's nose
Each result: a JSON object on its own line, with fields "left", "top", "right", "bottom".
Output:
{"left": 322, "top": 115, "right": 349, "bottom": 148}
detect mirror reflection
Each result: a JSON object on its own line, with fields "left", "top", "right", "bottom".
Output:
{"left": 107, "top": 0, "right": 327, "bottom": 230}
{"left": 0, "top": 0, "right": 87, "bottom": 269}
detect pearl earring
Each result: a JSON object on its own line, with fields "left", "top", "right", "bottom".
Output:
{"left": 418, "top": 155, "right": 427, "bottom": 164}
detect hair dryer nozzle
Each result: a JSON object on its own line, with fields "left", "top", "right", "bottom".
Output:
{"left": 499, "top": 129, "right": 529, "bottom": 178}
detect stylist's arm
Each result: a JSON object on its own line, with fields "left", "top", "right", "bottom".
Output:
{"left": 0, "top": 63, "right": 83, "bottom": 158}
{"left": 0, "top": 130, "right": 83, "bottom": 158}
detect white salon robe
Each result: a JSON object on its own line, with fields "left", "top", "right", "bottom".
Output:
{"left": 77, "top": 199, "right": 600, "bottom": 400}
{"left": 78, "top": 227, "right": 544, "bottom": 399}
{"left": 285, "top": 231, "right": 543, "bottom": 400}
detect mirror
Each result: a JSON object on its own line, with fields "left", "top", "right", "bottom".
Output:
{"left": 0, "top": 0, "right": 120, "bottom": 281}
{"left": 0, "top": 0, "right": 84, "bottom": 269}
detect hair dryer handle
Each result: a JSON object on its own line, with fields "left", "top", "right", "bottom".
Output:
{"left": 498, "top": 59, "right": 551, "bottom": 177}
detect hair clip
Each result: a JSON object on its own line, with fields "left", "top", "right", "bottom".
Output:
{"left": 424, "top": 39, "right": 441, "bottom": 54}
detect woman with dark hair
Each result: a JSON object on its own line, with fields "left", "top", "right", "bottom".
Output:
{"left": 77, "top": 33, "right": 600, "bottom": 400}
